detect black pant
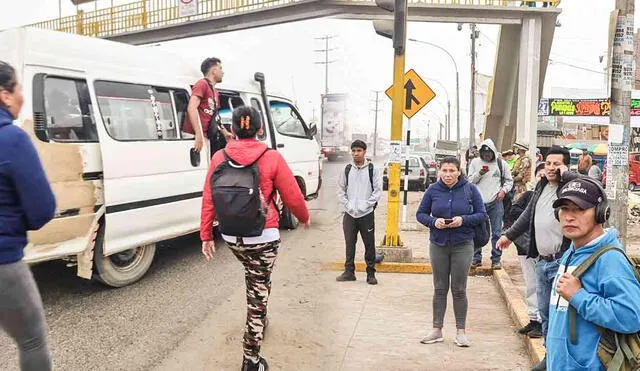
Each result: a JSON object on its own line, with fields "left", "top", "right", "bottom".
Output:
{"left": 343, "top": 212, "right": 376, "bottom": 275}
{"left": 207, "top": 124, "right": 227, "bottom": 157}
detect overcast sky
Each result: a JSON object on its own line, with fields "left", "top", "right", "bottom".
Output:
{"left": 2, "top": 0, "right": 631, "bottom": 141}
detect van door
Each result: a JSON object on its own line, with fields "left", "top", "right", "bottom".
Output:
{"left": 268, "top": 99, "right": 321, "bottom": 197}
{"left": 92, "top": 80, "right": 207, "bottom": 255}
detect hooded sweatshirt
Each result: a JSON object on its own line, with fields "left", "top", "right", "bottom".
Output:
{"left": 200, "top": 138, "right": 310, "bottom": 242}
{"left": 468, "top": 139, "right": 514, "bottom": 203}
{"left": 416, "top": 177, "right": 487, "bottom": 247}
{"left": 547, "top": 228, "right": 640, "bottom": 371}
{"left": 0, "top": 108, "right": 56, "bottom": 264}
{"left": 337, "top": 161, "right": 382, "bottom": 219}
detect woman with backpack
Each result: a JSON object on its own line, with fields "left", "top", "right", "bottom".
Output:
{"left": 416, "top": 157, "right": 487, "bottom": 347}
{"left": 0, "top": 61, "right": 56, "bottom": 370}
{"left": 200, "top": 106, "right": 310, "bottom": 371}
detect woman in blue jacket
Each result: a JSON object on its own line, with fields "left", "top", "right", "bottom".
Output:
{"left": 416, "top": 157, "right": 487, "bottom": 347}
{"left": 0, "top": 61, "right": 56, "bottom": 370}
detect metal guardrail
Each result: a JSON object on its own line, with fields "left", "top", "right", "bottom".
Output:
{"left": 25, "top": 0, "right": 560, "bottom": 38}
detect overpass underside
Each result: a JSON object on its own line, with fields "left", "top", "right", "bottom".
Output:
{"left": 25, "top": 0, "right": 560, "bottom": 152}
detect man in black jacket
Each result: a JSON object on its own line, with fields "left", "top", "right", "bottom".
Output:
{"left": 497, "top": 146, "right": 578, "bottom": 371}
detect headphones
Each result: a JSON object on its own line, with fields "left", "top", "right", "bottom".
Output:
{"left": 553, "top": 177, "right": 610, "bottom": 224}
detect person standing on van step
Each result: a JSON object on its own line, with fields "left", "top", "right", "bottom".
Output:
{"left": 184, "top": 57, "right": 233, "bottom": 156}
{"left": 0, "top": 61, "right": 56, "bottom": 371}
{"left": 200, "top": 106, "right": 310, "bottom": 371}
{"left": 336, "top": 140, "right": 382, "bottom": 285}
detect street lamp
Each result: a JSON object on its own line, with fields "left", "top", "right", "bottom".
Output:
{"left": 424, "top": 77, "right": 451, "bottom": 141}
{"left": 408, "top": 38, "right": 460, "bottom": 147}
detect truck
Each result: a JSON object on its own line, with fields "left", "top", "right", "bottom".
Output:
{"left": 434, "top": 139, "right": 459, "bottom": 163}
{"left": 320, "top": 93, "right": 351, "bottom": 161}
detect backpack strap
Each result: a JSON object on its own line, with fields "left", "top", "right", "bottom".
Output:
{"left": 463, "top": 183, "right": 474, "bottom": 212}
{"left": 344, "top": 164, "right": 352, "bottom": 189}
{"left": 568, "top": 245, "right": 633, "bottom": 345}
{"left": 497, "top": 158, "right": 505, "bottom": 188}
{"left": 368, "top": 163, "right": 374, "bottom": 191}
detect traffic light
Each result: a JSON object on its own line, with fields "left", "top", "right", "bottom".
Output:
{"left": 373, "top": 0, "right": 407, "bottom": 55}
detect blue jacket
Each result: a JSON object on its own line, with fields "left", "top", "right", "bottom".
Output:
{"left": 547, "top": 228, "right": 640, "bottom": 371}
{"left": 416, "top": 178, "right": 487, "bottom": 247}
{"left": 0, "top": 108, "right": 56, "bottom": 264}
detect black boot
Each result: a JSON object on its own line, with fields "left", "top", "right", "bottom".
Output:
{"left": 242, "top": 357, "right": 269, "bottom": 371}
{"left": 336, "top": 271, "right": 356, "bottom": 282}
{"left": 527, "top": 321, "right": 543, "bottom": 339}
{"left": 366, "top": 272, "right": 378, "bottom": 285}
{"left": 517, "top": 320, "right": 537, "bottom": 334}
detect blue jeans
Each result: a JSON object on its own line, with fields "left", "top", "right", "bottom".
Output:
{"left": 473, "top": 200, "right": 503, "bottom": 264}
{"left": 536, "top": 258, "right": 560, "bottom": 345}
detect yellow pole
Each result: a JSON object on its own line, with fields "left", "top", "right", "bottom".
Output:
{"left": 382, "top": 51, "right": 406, "bottom": 247}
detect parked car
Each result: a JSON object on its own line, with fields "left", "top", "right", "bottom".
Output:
{"left": 418, "top": 152, "right": 438, "bottom": 184}
{"left": 382, "top": 155, "right": 428, "bottom": 191}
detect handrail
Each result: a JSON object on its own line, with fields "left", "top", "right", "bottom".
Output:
{"left": 23, "top": 0, "right": 560, "bottom": 39}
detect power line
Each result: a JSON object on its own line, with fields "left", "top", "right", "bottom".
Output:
{"left": 548, "top": 59, "right": 606, "bottom": 75}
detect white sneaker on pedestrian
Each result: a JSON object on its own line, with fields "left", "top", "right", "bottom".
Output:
{"left": 420, "top": 331, "right": 444, "bottom": 344}
{"left": 455, "top": 333, "right": 470, "bottom": 347}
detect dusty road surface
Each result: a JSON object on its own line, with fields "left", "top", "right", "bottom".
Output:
{"left": 1, "top": 159, "right": 533, "bottom": 370}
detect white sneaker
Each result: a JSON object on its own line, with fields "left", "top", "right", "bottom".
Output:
{"left": 455, "top": 333, "right": 470, "bottom": 347}
{"left": 420, "top": 331, "right": 444, "bottom": 344}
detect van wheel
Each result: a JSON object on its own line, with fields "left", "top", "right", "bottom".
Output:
{"left": 93, "top": 225, "right": 156, "bottom": 288}
{"left": 280, "top": 205, "right": 299, "bottom": 230}
{"left": 629, "top": 182, "right": 637, "bottom": 191}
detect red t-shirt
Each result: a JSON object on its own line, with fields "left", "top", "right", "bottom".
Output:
{"left": 183, "top": 78, "right": 220, "bottom": 135}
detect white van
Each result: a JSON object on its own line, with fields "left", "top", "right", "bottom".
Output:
{"left": 0, "top": 28, "right": 322, "bottom": 287}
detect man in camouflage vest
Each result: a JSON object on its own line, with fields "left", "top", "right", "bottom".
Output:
{"left": 511, "top": 141, "right": 532, "bottom": 200}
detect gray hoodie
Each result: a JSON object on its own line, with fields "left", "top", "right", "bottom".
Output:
{"left": 468, "top": 139, "right": 514, "bottom": 203}
{"left": 337, "top": 161, "right": 382, "bottom": 218}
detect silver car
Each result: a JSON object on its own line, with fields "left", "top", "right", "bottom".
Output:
{"left": 382, "top": 155, "right": 429, "bottom": 192}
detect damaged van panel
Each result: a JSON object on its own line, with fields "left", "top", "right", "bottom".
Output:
{"left": 21, "top": 119, "right": 100, "bottom": 246}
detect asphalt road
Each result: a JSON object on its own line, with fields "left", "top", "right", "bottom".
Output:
{"left": 0, "top": 159, "right": 350, "bottom": 371}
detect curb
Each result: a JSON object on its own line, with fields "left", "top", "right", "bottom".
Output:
{"left": 321, "top": 261, "right": 494, "bottom": 276}
{"left": 492, "top": 268, "right": 545, "bottom": 365}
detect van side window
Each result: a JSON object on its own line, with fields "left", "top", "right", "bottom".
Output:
{"left": 94, "top": 81, "right": 177, "bottom": 141}
{"left": 251, "top": 98, "right": 267, "bottom": 141}
{"left": 218, "top": 93, "right": 244, "bottom": 132}
{"left": 173, "top": 90, "right": 190, "bottom": 138}
{"left": 270, "top": 101, "right": 308, "bottom": 138}
{"left": 43, "top": 77, "right": 98, "bottom": 142}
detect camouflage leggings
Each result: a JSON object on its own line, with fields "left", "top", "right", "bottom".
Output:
{"left": 227, "top": 240, "right": 280, "bottom": 362}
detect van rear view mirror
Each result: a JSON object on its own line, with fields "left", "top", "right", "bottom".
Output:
{"left": 308, "top": 122, "right": 318, "bottom": 138}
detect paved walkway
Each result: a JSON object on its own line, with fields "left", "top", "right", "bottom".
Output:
{"left": 330, "top": 273, "right": 531, "bottom": 371}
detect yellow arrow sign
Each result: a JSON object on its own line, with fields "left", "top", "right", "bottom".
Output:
{"left": 385, "top": 69, "right": 436, "bottom": 119}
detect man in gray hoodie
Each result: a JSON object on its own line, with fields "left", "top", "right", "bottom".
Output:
{"left": 336, "top": 140, "right": 382, "bottom": 285}
{"left": 467, "top": 139, "right": 514, "bottom": 270}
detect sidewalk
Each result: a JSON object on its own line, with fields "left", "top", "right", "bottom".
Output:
{"left": 328, "top": 273, "right": 531, "bottom": 371}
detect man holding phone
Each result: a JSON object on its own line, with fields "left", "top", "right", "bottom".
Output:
{"left": 497, "top": 146, "right": 578, "bottom": 371}
{"left": 467, "top": 139, "right": 513, "bottom": 270}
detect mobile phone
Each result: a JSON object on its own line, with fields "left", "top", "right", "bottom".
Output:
{"left": 444, "top": 219, "right": 453, "bottom": 224}
{"left": 482, "top": 165, "right": 489, "bottom": 171}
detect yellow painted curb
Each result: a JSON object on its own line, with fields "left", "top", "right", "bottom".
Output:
{"left": 321, "top": 261, "right": 493, "bottom": 276}
{"left": 492, "top": 268, "right": 545, "bottom": 365}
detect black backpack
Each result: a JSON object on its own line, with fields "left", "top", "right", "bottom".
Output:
{"left": 210, "top": 148, "right": 272, "bottom": 237}
{"left": 345, "top": 163, "right": 377, "bottom": 209}
{"left": 462, "top": 183, "right": 491, "bottom": 248}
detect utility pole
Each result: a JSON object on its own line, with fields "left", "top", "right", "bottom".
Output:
{"left": 371, "top": 91, "right": 383, "bottom": 157}
{"left": 606, "top": 0, "right": 634, "bottom": 245}
{"left": 469, "top": 24, "right": 478, "bottom": 149}
{"left": 314, "top": 35, "right": 337, "bottom": 141}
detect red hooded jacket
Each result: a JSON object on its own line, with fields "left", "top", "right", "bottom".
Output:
{"left": 200, "top": 139, "right": 310, "bottom": 241}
